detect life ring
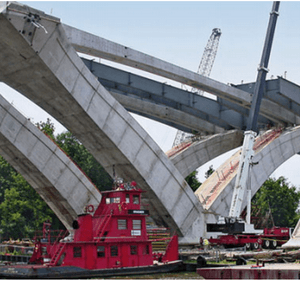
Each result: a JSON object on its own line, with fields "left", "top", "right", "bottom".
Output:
{"left": 86, "top": 205, "right": 94, "bottom": 213}
{"left": 121, "top": 202, "right": 128, "bottom": 211}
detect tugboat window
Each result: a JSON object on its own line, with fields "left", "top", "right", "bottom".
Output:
{"left": 133, "top": 195, "right": 139, "bottom": 204}
{"left": 97, "top": 246, "right": 105, "bottom": 257}
{"left": 73, "top": 246, "right": 82, "bottom": 258}
{"left": 118, "top": 219, "right": 127, "bottom": 230}
{"left": 106, "top": 197, "right": 121, "bottom": 204}
{"left": 130, "top": 245, "right": 138, "bottom": 255}
{"left": 132, "top": 219, "right": 142, "bottom": 230}
{"left": 110, "top": 245, "right": 118, "bottom": 257}
{"left": 143, "top": 245, "right": 150, "bottom": 255}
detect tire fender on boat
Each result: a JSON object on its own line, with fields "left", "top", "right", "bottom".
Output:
{"left": 86, "top": 205, "right": 94, "bottom": 213}
{"left": 121, "top": 202, "right": 128, "bottom": 211}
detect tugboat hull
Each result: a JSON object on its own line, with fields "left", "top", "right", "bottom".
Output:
{"left": 0, "top": 261, "right": 183, "bottom": 279}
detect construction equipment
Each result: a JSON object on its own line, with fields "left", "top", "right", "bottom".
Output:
{"left": 208, "top": 1, "right": 280, "bottom": 234}
{"left": 208, "top": 226, "right": 293, "bottom": 250}
{"left": 192, "top": 28, "right": 222, "bottom": 95}
{"left": 172, "top": 28, "right": 221, "bottom": 147}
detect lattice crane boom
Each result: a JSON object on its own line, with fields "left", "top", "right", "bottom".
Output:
{"left": 198, "top": 28, "right": 222, "bottom": 77}
{"left": 172, "top": 28, "right": 221, "bottom": 147}
{"left": 192, "top": 28, "right": 221, "bottom": 95}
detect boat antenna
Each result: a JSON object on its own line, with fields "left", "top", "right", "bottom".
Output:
{"left": 112, "top": 164, "right": 117, "bottom": 189}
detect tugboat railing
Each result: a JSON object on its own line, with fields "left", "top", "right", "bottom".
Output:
{"left": 94, "top": 214, "right": 113, "bottom": 242}
{"left": 33, "top": 223, "right": 69, "bottom": 245}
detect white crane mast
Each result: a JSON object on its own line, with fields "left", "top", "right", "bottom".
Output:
{"left": 172, "top": 28, "right": 221, "bottom": 147}
{"left": 229, "top": 1, "right": 280, "bottom": 227}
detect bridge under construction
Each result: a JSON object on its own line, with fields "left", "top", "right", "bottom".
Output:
{"left": 1, "top": 1, "right": 300, "bottom": 245}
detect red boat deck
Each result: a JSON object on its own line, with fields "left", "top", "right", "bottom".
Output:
{"left": 197, "top": 263, "right": 300, "bottom": 279}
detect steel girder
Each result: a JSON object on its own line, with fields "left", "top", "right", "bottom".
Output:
{"left": 82, "top": 58, "right": 273, "bottom": 134}
{"left": 234, "top": 78, "right": 300, "bottom": 118}
{"left": 82, "top": 58, "right": 300, "bottom": 134}
{"left": 64, "top": 24, "right": 300, "bottom": 129}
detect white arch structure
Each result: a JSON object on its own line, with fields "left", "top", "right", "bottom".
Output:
{"left": 169, "top": 130, "right": 243, "bottom": 178}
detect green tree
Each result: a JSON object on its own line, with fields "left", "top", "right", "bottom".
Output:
{"left": 251, "top": 177, "right": 300, "bottom": 227}
{"left": 37, "top": 119, "right": 113, "bottom": 190}
{"left": 0, "top": 171, "right": 60, "bottom": 239}
{"left": 36, "top": 118, "right": 55, "bottom": 140}
{"left": 0, "top": 157, "right": 17, "bottom": 203}
{"left": 185, "top": 170, "right": 201, "bottom": 192}
{"left": 56, "top": 131, "right": 112, "bottom": 191}
{"left": 205, "top": 165, "right": 215, "bottom": 179}
{"left": 185, "top": 165, "right": 217, "bottom": 192}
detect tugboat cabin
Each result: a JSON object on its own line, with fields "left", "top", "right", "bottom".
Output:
{"left": 42, "top": 182, "right": 153, "bottom": 270}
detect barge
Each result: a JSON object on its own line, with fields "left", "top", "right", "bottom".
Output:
{"left": 0, "top": 180, "right": 182, "bottom": 278}
{"left": 197, "top": 263, "right": 300, "bottom": 279}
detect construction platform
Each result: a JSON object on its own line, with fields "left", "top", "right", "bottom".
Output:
{"left": 197, "top": 263, "right": 300, "bottom": 279}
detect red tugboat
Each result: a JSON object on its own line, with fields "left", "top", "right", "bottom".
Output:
{"left": 0, "top": 181, "right": 182, "bottom": 278}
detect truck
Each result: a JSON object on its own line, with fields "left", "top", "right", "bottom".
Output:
{"left": 208, "top": 226, "right": 293, "bottom": 250}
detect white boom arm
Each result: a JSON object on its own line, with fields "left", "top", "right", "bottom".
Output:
{"left": 228, "top": 1, "right": 280, "bottom": 221}
{"left": 229, "top": 130, "right": 256, "bottom": 218}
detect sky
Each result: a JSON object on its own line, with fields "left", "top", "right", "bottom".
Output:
{"left": 1, "top": 1, "right": 300, "bottom": 186}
